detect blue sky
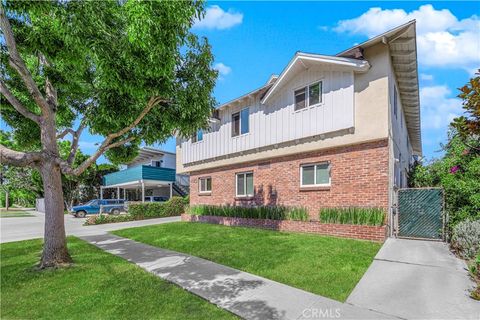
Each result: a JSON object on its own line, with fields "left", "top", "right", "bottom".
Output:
{"left": 4, "top": 2, "right": 479, "bottom": 163}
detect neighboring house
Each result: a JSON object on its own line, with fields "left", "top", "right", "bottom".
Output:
{"left": 176, "top": 21, "right": 421, "bottom": 236}
{"left": 101, "top": 147, "right": 189, "bottom": 202}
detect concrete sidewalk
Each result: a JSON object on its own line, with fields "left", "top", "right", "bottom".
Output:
{"left": 80, "top": 233, "right": 398, "bottom": 320}
{"left": 347, "top": 238, "right": 480, "bottom": 320}
{"left": 0, "top": 211, "right": 180, "bottom": 243}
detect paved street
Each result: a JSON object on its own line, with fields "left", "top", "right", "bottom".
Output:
{"left": 0, "top": 211, "right": 180, "bottom": 243}
{"left": 347, "top": 238, "right": 480, "bottom": 320}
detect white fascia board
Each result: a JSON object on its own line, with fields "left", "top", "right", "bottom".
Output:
{"left": 261, "top": 53, "right": 370, "bottom": 104}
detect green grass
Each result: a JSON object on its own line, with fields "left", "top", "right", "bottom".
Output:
{"left": 0, "top": 237, "right": 236, "bottom": 320}
{"left": 319, "top": 207, "right": 385, "bottom": 226}
{"left": 114, "top": 222, "right": 381, "bottom": 301}
{"left": 0, "top": 210, "right": 34, "bottom": 218}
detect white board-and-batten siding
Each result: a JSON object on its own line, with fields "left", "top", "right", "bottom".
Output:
{"left": 181, "top": 68, "right": 354, "bottom": 165}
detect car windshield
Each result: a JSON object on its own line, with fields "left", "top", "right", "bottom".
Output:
{"left": 85, "top": 200, "right": 98, "bottom": 206}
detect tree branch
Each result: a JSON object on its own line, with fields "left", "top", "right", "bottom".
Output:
{"left": 0, "top": 144, "right": 42, "bottom": 167}
{"left": 60, "top": 96, "right": 167, "bottom": 176}
{"left": 56, "top": 128, "right": 75, "bottom": 140}
{"left": 0, "top": 80, "right": 41, "bottom": 123}
{"left": 0, "top": 3, "right": 50, "bottom": 113}
{"left": 60, "top": 136, "right": 135, "bottom": 176}
{"left": 67, "top": 121, "right": 86, "bottom": 165}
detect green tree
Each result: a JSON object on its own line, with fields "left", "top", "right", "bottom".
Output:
{"left": 452, "top": 69, "right": 480, "bottom": 142}
{"left": 0, "top": 1, "right": 217, "bottom": 267}
{"left": 409, "top": 71, "right": 480, "bottom": 232}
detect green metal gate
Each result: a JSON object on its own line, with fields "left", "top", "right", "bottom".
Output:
{"left": 398, "top": 188, "right": 444, "bottom": 240}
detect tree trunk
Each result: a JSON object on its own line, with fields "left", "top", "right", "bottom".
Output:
{"left": 39, "top": 111, "right": 72, "bottom": 268}
{"left": 39, "top": 160, "right": 72, "bottom": 268}
{"left": 5, "top": 190, "right": 9, "bottom": 210}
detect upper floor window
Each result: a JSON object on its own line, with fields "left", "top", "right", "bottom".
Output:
{"left": 232, "top": 107, "right": 249, "bottom": 137}
{"left": 300, "top": 162, "right": 331, "bottom": 187}
{"left": 393, "top": 85, "right": 398, "bottom": 119}
{"left": 151, "top": 160, "right": 161, "bottom": 167}
{"left": 294, "top": 81, "right": 323, "bottom": 111}
{"left": 236, "top": 172, "right": 253, "bottom": 197}
{"left": 192, "top": 130, "right": 203, "bottom": 143}
{"left": 198, "top": 177, "right": 212, "bottom": 193}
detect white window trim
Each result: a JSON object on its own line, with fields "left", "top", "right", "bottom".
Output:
{"left": 299, "top": 162, "right": 331, "bottom": 187}
{"left": 235, "top": 171, "right": 254, "bottom": 197}
{"left": 198, "top": 177, "right": 212, "bottom": 194}
{"left": 151, "top": 160, "right": 161, "bottom": 167}
{"left": 293, "top": 80, "right": 324, "bottom": 112}
{"left": 231, "top": 107, "right": 250, "bottom": 138}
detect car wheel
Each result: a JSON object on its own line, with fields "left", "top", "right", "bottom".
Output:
{"left": 111, "top": 209, "right": 120, "bottom": 215}
{"left": 76, "top": 210, "right": 87, "bottom": 218}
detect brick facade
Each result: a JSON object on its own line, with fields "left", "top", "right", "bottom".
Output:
{"left": 181, "top": 214, "right": 386, "bottom": 242}
{"left": 189, "top": 139, "right": 389, "bottom": 220}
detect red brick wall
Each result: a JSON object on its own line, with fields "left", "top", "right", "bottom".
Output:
{"left": 181, "top": 214, "right": 386, "bottom": 242}
{"left": 189, "top": 139, "right": 389, "bottom": 220}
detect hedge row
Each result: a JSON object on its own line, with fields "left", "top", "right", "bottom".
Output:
{"left": 129, "top": 196, "right": 186, "bottom": 219}
{"left": 319, "top": 207, "right": 385, "bottom": 226}
{"left": 187, "top": 205, "right": 309, "bottom": 221}
{"left": 84, "top": 196, "right": 187, "bottom": 225}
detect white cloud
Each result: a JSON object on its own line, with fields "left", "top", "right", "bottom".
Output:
{"left": 213, "top": 62, "right": 232, "bottom": 76}
{"left": 194, "top": 5, "right": 243, "bottom": 30}
{"left": 333, "top": 5, "right": 480, "bottom": 72}
{"left": 420, "top": 73, "right": 433, "bottom": 81}
{"left": 420, "top": 85, "right": 462, "bottom": 130}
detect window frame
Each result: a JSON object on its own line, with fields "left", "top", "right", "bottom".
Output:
{"left": 235, "top": 171, "right": 254, "bottom": 197}
{"left": 231, "top": 107, "right": 250, "bottom": 137}
{"left": 294, "top": 80, "right": 323, "bottom": 112}
{"left": 198, "top": 177, "right": 212, "bottom": 194}
{"left": 151, "top": 160, "right": 161, "bottom": 167}
{"left": 299, "top": 162, "right": 331, "bottom": 187}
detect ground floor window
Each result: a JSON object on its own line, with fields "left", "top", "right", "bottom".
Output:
{"left": 199, "top": 177, "right": 212, "bottom": 193}
{"left": 300, "top": 162, "right": 331, "bottom": 187}
{"left": 236, "top": 172, "right": 254, "bottom": 197}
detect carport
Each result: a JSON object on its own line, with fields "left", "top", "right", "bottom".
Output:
{"left": 101, "top": 165, "right": 176, "bottom": 202}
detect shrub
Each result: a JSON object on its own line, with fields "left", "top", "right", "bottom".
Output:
{"left": 451, "top": 219, "right": 480, "bottom": 259}
{"left": 166, "top": 196, "right": 187, "bottom": 216}
{"left": 183, "top": 195, "right": 190, "bottom": 205}
{"left": 129, "top": 196, "right": 186, "bottom": 220}
{"left": 319, "top": 207, "right": 385, "bottom": 226}
{"left": 287, "top": 207, "right": 309, "bottom": 221}
{"left": 187, "top": 205, "right": 309, "bottom": 221}
{"left": 84, "top": 214, "right": 134, "bottom": 225}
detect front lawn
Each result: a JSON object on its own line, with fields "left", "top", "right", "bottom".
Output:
{"left": 114, "top": 222, "right": 381, "bottom": 301}
{"left": 0, "top": 237, "right": 236, "bottom": 320}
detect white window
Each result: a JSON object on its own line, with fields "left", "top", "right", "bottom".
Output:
{"left": 236, "top": 172, "right": 253, "bottom": 197}
{"left": 294, "top": 81, "right": 323, "bottom": 111}
{"left": 198, "top": 177, "right": 212, "bottom": 193}
{"left": 232, "top": 107, "right": 249, "bottom": 137}
{"left": 300, "top": 162, "right": 331, "bottom": 187}
{"left": 151, "top": 160, "right": 161, "bottom": 167}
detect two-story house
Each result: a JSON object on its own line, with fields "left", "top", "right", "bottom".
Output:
{"left": 176, "top": 21, "right": 421, "bottom": 236}
{"left": 101, "top": 147, "right": 189, "bottom": 201}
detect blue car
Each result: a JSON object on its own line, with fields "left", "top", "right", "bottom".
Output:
{"left": 70, "top": 199, "right": 125, "bottom": 218}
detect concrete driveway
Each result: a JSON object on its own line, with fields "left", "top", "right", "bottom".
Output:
{"left": 0, "top": 211, "right": 180, "bottom": 243}
{"left": 347, "top": 238, "right": 480, "bottom": 320}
